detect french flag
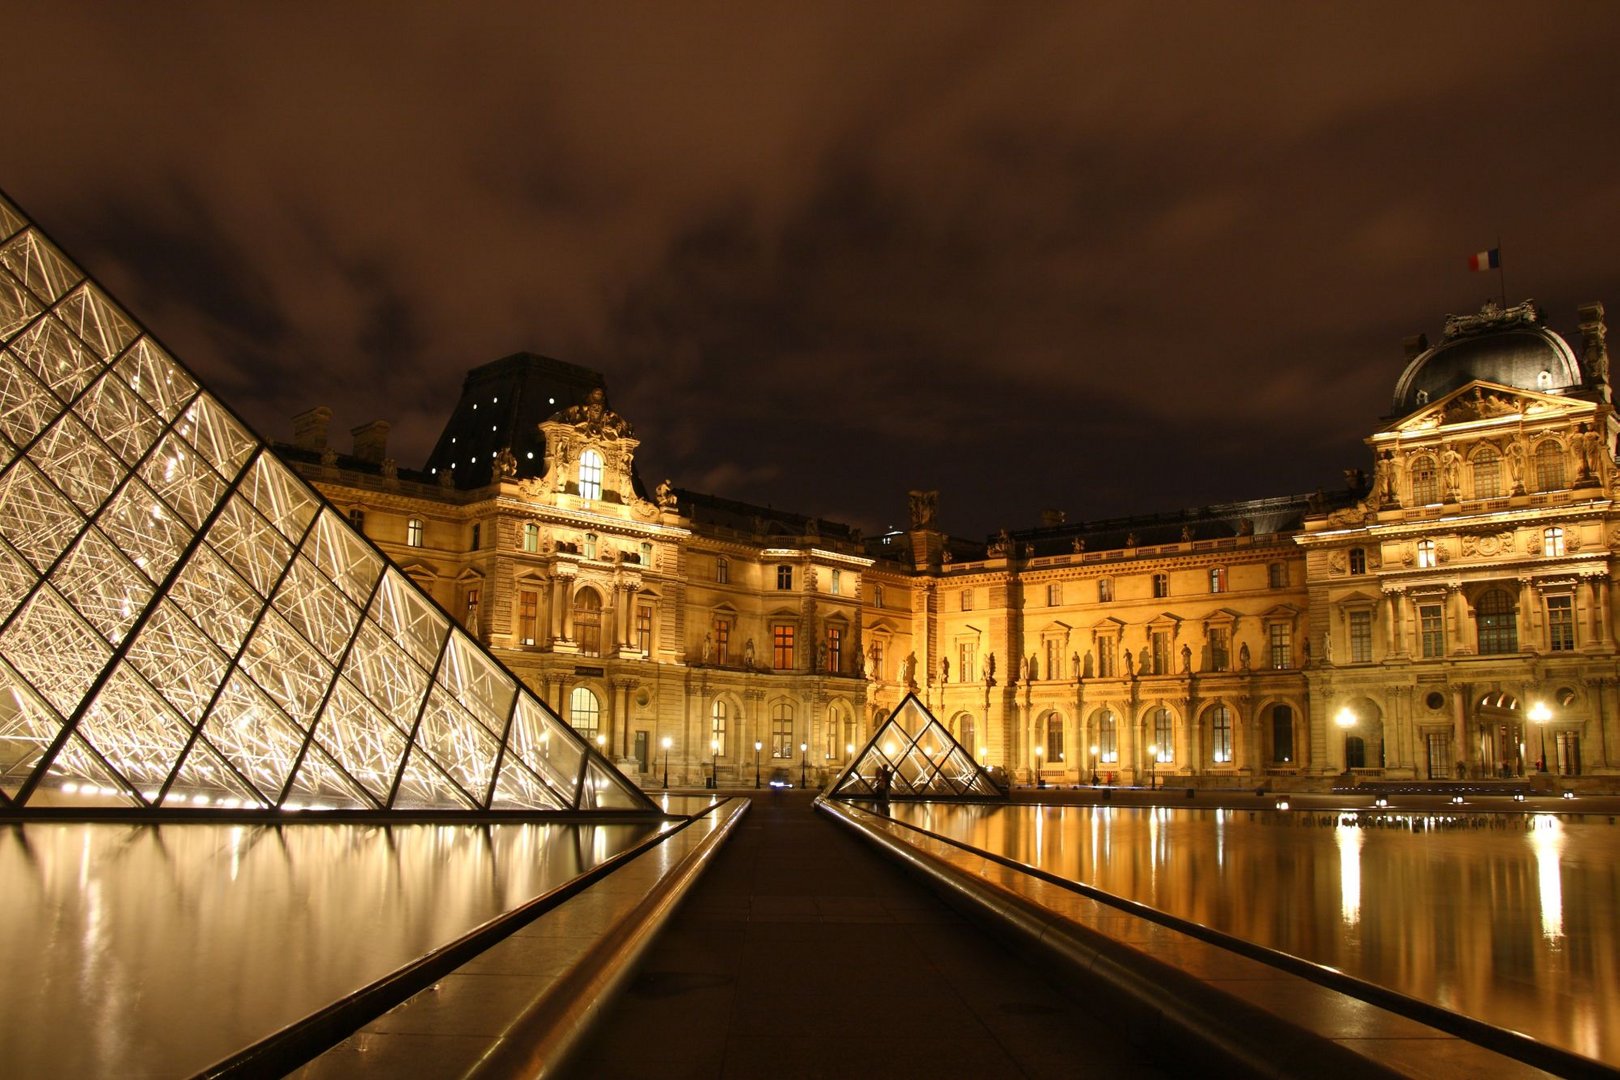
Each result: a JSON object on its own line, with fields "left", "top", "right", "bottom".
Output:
{"left": 1468, "top": 248, "right": 1500, "bottom": 271}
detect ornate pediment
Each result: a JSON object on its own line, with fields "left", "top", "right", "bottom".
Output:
{"left": 1387, "top": 379, "right": 1591, "bottom": 435}
{"left": 557, "top": 387, "right": 633, "bottom": 439}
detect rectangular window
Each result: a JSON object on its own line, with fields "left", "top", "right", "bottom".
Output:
{"left": 711, "top": 703, "right": 727, "bottom": 758}
{"left": 716, "top": 557, "right": 729, "bottom": 584}
{"left": 407, "top": 518, "right": 424, "bottom": 547}
{"left": 1268, "top": 624, "right": 1291, "bottom": 669}
{"left": 470, "top": 523, "right": 480, "bottom": 550}
{"left": 522, "top": 522, "right": 538, "bottom": 553}
{"left": 463, "top": 588, "right": 480, "bottom": 629}
{"left": 1420, "top": 604, "right": 1444, "bottom": 658}
{"left": 873, "top": 585, "right": 883, "bottom": 607}
{"left": 776, "top": 565, "right": 793, "bottom": 590}
{"left": 1349, "top": 610, "right": 1372, "bottom": 663}
{"left": 517, "top": 590, "right": 538, "bottom": 646}
{"left": 961, "top": 589, "right": 973, "bottom": 611}
{"left": 1208, "top": 627, "right": 1230, "bottom": 672}
{"left": 958, "top": 642, "right": 976, "bottom": 682}
{"left": 771, "top": 710, "right": 794, "bottom": 759}
{"left": 1097, "top": 637, "right": 1115, "bottom": 678}
{"left": 348, "top": 508, "right": 365, "bottom": 534}
{"left": 1153, "top": 710, "right": 1174, "bottom": 762}
{"left": 1098, "top": 578, "right": 1113, "bottom": 603}
{"left": 1150, "top": 631, "right": 1170, "bottom": 676}
{"left": 831, "top": 569, "right": 842, "bottom": 595}
{"left": 1211, "top": 707, "right": 1233, "bottom": 764}
{"left": 1100, "top": 715, "right": 1118, "bottom": 763}
{"left": 1046, "top": 583, "right": 1061, "bottom": 606}
{"left": 1044, "top": 639, "right": 1061, "bottom": 680}
{"left": 1349, "top": 548, "right": 1366, "bottom": 575}
{"left": 1547, "top": 594, "right": 1575, "bottom": 651}
{"left": 636, "top": 603, "right": 653, "bottom": 654}
{"left": 713, "top": 618, "right": 732, "bottom": 665}
{"left": 1209, "top": 566, "right": 1227, "bottom": 593}
{"left": 1268, "top": 562, "right": 1287, "bottom": 589}
{"left": 1152, "top": 573, "right": 1168, "bottom": 598}
{"left": 826, "top": 626, "right": 842, "bottom": 673}
{"left": 773, "top": 623, "right": 795, "bottom": 669}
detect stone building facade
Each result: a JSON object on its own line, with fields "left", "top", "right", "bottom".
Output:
{"left": 284, "top": 302, "right": 1620, "bottom": 791}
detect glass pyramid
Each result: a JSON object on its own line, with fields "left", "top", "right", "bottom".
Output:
{"left": 0, "top": 191, "right": 654, "bottom": 813}
{"left": 829, "top": 693, "right": 1006, "bottom": 800}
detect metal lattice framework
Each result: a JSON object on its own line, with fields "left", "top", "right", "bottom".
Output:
{"left": 0, "top": 191, "right": 654, "bottom": 812}
{"left": 830, "top": 693, "right": 1006, "bottom": 799}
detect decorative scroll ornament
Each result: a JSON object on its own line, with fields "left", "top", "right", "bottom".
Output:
{"left": 558, "top": 387, "right": 633, "bottom": 439}
{"left": 1442, "top": 299, "right": 1541, "bottom": 340}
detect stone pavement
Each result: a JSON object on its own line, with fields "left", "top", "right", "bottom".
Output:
{"left": 567, "top": 789, "right": 1169, "bottom": 1079}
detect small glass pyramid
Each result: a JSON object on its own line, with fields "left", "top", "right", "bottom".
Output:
{"left": 829, "top": 693, "right": 1006, "bottom": 800}
{"left": 0, "top": 191, "right": 654, "bottom": 813}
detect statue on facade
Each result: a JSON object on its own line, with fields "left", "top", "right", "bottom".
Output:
{"left": 1181, "top": 525, "right": 1194, "bottom": 542}
{"left": 1237, "top": 517, "right": 1254, "bottom": 536}
{"left": 1019, "top": 654, "right": 1030, "bottom": 683}
{"left": 1574, "top": 422, "right": 1603, "bottom": 483}
{"left": 816, "top": 640, "right": 828, "bottom": 672}
{"left": 1072, "top": 536, "right": 1086, "bottom": 553}
{"left": 1374, "top": 449, "right": 1399, "bottom": 506}
{"left": 702, "top": 632, "right": 714, "bottom": 664}
{"left": 1506, "top": 440, "right": 1527, "bottom": 494}
{"left": 1440, "top": 447, "right": 1462, "bottom": 498}
{"left": 1139, "top": 645, "right": 1151, "bottom": 675}
{"left": 744, "top": 638, "right": 756, "bottom": 670}
{"left": 940, "top": 655, "right": 950, "bottom": 683}
{"left": 381, "top": 457, "right": 398, "bottom": 481}
{"left": 866, "top": 641, "right": 879, "bottom": 678}
{"left": 438, "top": 467, "right": 456, "bottom": 489}
{"left": 908, "top": 490, "right": 939, "bottom": 530}
{"left": 983, "top": 652, "right": 995, "bottom": 682}
{"left": 941, "top": 547, "right": 953, "bottom": 565}
{"left": 1181, "top": 643, "right": 1193, "bottom": 674}
{"left": 1123, "top": 650, "right": 1134, "bottom": 678}
{"left": 655, "top": 478, "right": 678, "bottom": 510}
{"left": 1071, "top": 651, "right": 1080, "bottom": 679}
{"left": 320, "top": 446, "right": 338, "bottom": 468}
{"left": 1238, "top": 641, "right": 1251, "bottom": 670}
{"left": 493, "top": 447, "right": 518, "bottom": 480}
{"left": 987, "top": 530, "right": 1012, "bottom": 558}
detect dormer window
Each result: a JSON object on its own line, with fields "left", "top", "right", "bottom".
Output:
{"left": 578, "top": 448, "right": 604, "bottom": 500}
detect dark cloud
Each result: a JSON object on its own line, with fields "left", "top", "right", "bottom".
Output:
{"left": 8, "top": 2, "right": 1620, "bottom": 538}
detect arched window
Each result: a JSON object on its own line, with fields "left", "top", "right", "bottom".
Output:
{"left": 1271, "top": 705, "right": 1294, "bottom": 763}
{"left": 1044, "top": 714, "right": 1064, "bottom": 763}
{"left": 569, "top": 686, "right": 600, "bottom": 739}
{"left": 1348, "top": 548, "right": 1366, "bottom": 575}
{"left": 1152, "top": 707, "right": 1174, "bottom": 763}
{"left": 956, "top": 714, "right": 976, "bottom": 754}
{"left": 578, "top": 448, "right": 604, "bottom": 500}
{"left": 1208, "top": 705, "right": 1233, "bottom": 764}
{"left": 1535, "top": 441, "right": 1565, "bottom": 491}
{"left": 710, "top": 699, "right": 728, "bottom": 756}
{"left": 1543, "top": 526, "right": 1565, "bottom": 557}
{"left": 771, "top": 703, "right": 794, "bottom": 758}
{"left": 573, "top": 586, "right": 603, "bottom": 656}
{"left": 1472, "top": 448, "right": 1501, "bottom": 499}
{"left": 1098, "top": 710, "right": 1118, "bottom": 763}
{"left": 1476, "top": 588, "right": 1518, "bottom": 654}
{"left": 522, "top": 522, "right": 539, "bottom": 552}
{"left": 406, "top": 518, "right": 423, "bottom": 547}
{"left": 1410, "top": 456, "right": 1438, "bottom": 504}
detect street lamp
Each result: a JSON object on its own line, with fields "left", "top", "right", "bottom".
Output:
{"left": 661, "top": 736, "right": 672, "bottom": 789}
{"left": 1090, "top": 743, "right": 1100, "bottom": 786}
{"left": 1034, "top": 745, "right": 1045, "bottom": 788}
{"left": 596, "top": 733, "right": 607, "bottom": 757}
{"left": 754, "top": 740, "right": 762, "bottom": 788}
{"left": 799, "top": 741, "right": 808, "bottom": 787}
{"left": 1529, "top": 701, "right": 1552, "bottom": 773}
{"left": 1147, "top": 743, "right": 1158, "bottom": 790}
{"left": 710, "top": 738, "right": 719, "bottom": 789}
{"left": 846, "top": 742, "right": 854, "bottom": 761}
{"left": 1335, "top": 706, "right": 1355, "bottom": 770}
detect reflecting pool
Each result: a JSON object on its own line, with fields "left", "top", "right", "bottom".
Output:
{"left": 890, "top": 803, "right": 1620, "bottom": 1065}
{"left": 0, "top": 819, "right": 661, "bottom": 1077}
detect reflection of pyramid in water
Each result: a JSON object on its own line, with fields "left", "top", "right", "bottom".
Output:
{"left": 830, "top": 693, "right": 1005, "bottom": 799}
{"left": 0, "top": 192, "right": 653, "bottom": 812}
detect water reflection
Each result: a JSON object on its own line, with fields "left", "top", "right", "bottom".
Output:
{"left": 0, "top": 820, "right": 658, "bottom": 1078}
{"left": 892, "top": 803, "right": 1620, "bottom": 1065}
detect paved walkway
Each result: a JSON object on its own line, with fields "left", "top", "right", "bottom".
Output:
{"left": 567, "top": 790, "right": 1169, "bottom": 1079}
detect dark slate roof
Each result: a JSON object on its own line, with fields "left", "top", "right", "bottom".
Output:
{"left": 422, "top": 353, "right": 608, "bottom": 488}
{"left": 1391, "top": 302, "right": 1586, "bottom": 418}
{"left": 675, "top": 487, "right": 864, "bottom": 548}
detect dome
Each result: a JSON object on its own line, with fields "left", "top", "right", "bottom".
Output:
{"left": 1392, "top": 301, "right": 1584, "bottom": 416}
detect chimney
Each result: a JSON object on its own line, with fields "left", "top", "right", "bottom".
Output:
{"left": 291, "top": 406, "right": 332, "bottom": 451}
{"left": 350, "top": 420, "right": 391, "bottom": 464}
{"left": 1401, "top": 333, "right": 1429, "bottom": 361}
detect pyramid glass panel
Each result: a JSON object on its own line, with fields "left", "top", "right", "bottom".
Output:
{"left": 830, "top": 694, "right": 1005, "bottom": 801}
{"left": 0, "top": 192, "right": 653, "bottom": 813}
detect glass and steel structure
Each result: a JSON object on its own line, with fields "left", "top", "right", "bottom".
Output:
{"left": 832, "top": 693, "right": 1005, "bottom": 799}
{"left": 0, "top": 191, "right": 653, "bottom": 813}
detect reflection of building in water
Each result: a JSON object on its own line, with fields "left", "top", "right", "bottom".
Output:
{"left": 288, "top": 300, "right": 1620, "bottom": 790}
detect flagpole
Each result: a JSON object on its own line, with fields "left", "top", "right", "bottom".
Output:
{"left": 1497, "top": 236, "right": 1506, "bottom": 307}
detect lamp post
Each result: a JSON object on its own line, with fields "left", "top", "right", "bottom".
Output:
{"left": 1090, "top": 743, "right": 1100, "bottom": 786}
{"left": 1147, "top": 743, "right": 1158, "bottom": 790}
{"left": 846, "top": 742, "right": 854, "bottom": 762}
{"left": 661, "top": 736, "right": 672, "bottom": 789}
{"left": 596, "top": 733, "right": 607, "bottom": 757}
{"left": 754, "top": 740, "right": 762, "bottom": 788}
{"left": 1335, "top": 706, "right": 1355, "bottom": 771}
{"left": 1034, "top": 745, "right": 1045, "bottom": 788}
{"left": 799, "top": 741, "right": 808, "bottom": 787}
{"left": 710, "top": 738, "right": 719, "bottom": 789}
{"left": 1529, "top": 701, "right": 1551, "bottom": 773}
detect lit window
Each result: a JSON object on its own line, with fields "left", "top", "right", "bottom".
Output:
{"left": 1046, "top": 582, "right": 1061, "bottom": 606}
{"left": 574, "top": 587, "right": 603, "bottom": 656}
{"left": 1098, "top": 710, "right": 1118, "bottom": 763}
{"left": 1475, "top": 589, "right": 1518, "bottom": 654}
{"left": 584, "top": 532, "right": 598, "bottom": 560}
{"left": 771, "top": 703, "right": 794, "bottom": 758}
{"left": 1416, "top": 539, "right": 1436, "bottom": 568}
{"left": 1152, "top": 573, "right": 1168, "bottom": 598}
{"left": 1420, "top": 604, "right": 1444, "bottom": 658}
{"left": 1044, "top": 714, "right": 1064, "bottom": 762}
{"left": 1543, "top": 527, "right": 1565, "bottom": 557}
{"left": 1349, "top": 610, "right": 1372, "bottom": 663}
{"left": 957, "top": 641, "right": 976, "bottom": 682}
{"left": 1534, "top": 441, "right": 1565, "bottom": 491}
{"left": 523, "top": 523, "right": 539, "bottom": 553}
{"left": 1410, "top": 456, "right": 1438, "bottom": 504}
{"left": 517, "top": 590, "right": 538, "bottom": 646}
{"left": 711, "top": 700, "right": 727, "bottom": 756}
{"left": 1096, "top": 637, "right": 1115, "bottom": 678}
{"left": 406, "top": 517, "right": 423, "bottom": 547}
{"left": 1473, "top": 448, "right": 1501, "bottom": 498}
{"left": 1153, "top": 708, "right": 1173, "bottom": 763}
{"left": 463, "top": 587, "right": 480, "bottom": 629}
{"left": 1098, "top": 578, "right": 1113, "bottom": 603}
{"left": 578, "top": 449, "right": 604, "bottom": 500}
{"left": 1268, "top": 624, "right": 1291, "bottom": 669}
{"left": 1547, "top": 594, "right": 1575, "bottom": 651}
{"left": 961, "top": 588, "right": 973, "bottom": 611}
{"left": 713, "top": 617, "right": 732, "bottom": 665}
{"left": 773, "top": 623, "right": 795, "bottom": 669}
{"left": 776, "top": 564, "right": 793, "bottom": 590}
{"left": 826, "top": 626, "right": 843, "bottom": 673}
{"left": 1150, "top": 631, "right": 1170, "bottom": 675}
{"left": 1348, "top": 548, "right": 1366, "bottom": 575}
{"left": 636, "top": 603, "right": 653, "bottom": 654}
{"left": 716, "top": 556, "right": 729, "bottom": 584}
{"left": 1044, "top": 638, "right": 1062, "bottom": 680}
{"left": 831, "top": 569, "right": 842, "bottom": 595}
{"left": 640, "top": 541, "right": 653, "bottom": 566}
{"left": 1208, "top": 627, "right": 1230, "bottom": 671}
{"left": 1209, "top": 566, "right": 1227, "bottom": 593}
{"left": 1209, "top": 705, "right": 1233, "bottom": 764}
{"left": 569, "top": 686, "right": 600, "bottom": 739}
{"left": 348, "top": 508, "right": 365, "bottom": 533}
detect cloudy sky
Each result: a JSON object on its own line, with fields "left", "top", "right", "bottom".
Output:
{"left": 8, "top": 3, "right": 1620, "bottom": 538}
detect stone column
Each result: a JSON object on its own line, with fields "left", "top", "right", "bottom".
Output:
{"left": 1451, "top": 684, "right": 1471, "bottom": 777}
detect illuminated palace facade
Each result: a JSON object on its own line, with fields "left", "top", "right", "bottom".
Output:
{"left": 288, "top": 301, "right": 1620, "bottom": 791}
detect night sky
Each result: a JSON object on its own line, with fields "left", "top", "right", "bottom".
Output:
{"left": 9, "top": 4, "right": 1620, "bottom": 539}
